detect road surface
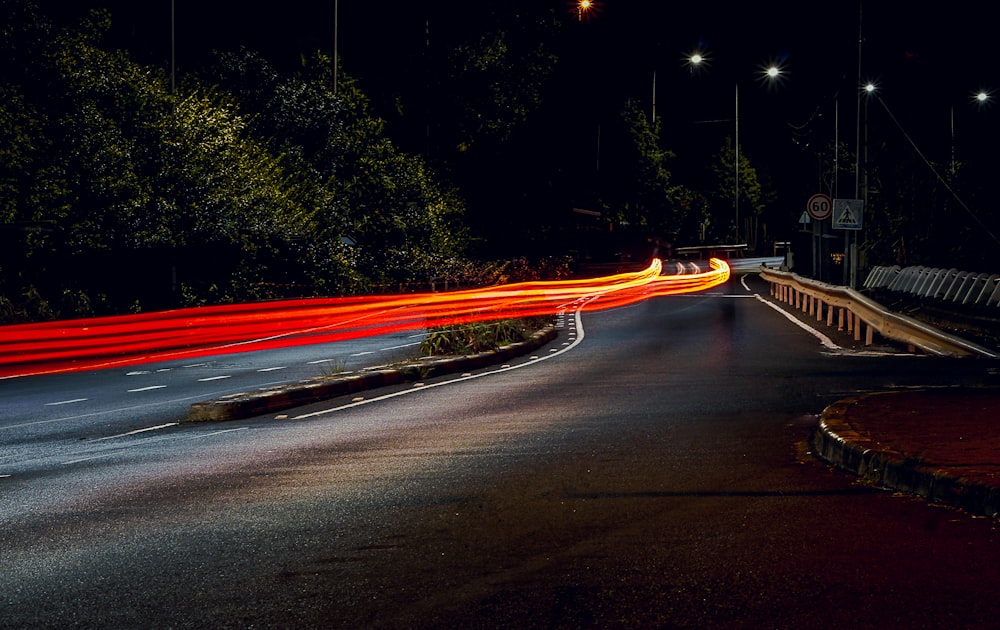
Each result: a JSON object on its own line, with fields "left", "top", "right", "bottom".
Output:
{"left": 2, "top": 275, "right": 999, "bottom": 628}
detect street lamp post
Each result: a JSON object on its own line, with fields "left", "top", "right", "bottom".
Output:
{"left": 687, "top": 53, "right": 782, "bottom": 244}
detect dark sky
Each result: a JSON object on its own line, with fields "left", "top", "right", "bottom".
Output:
{"left": 37, "top": 1, "right": 1000, "bottom": 205}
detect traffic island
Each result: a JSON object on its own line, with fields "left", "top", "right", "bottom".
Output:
{"left": 185, "top": 326, "right": 558, "bottom": 422}
{"left": 812, "top": 388, "right": 1000, "bottom": 519}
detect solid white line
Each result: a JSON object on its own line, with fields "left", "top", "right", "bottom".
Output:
{"left": 127, "top": 385, "right": 167, "bottom": 393}
{"left": 293, "top": 299, "right": 592, "bottom": 420}
{"left": 45, "top": 398, "right": 88, "bottom": 406}
{"left": 197, "top": 375, "right": 232, "bottom": 382}
{"left": 91, "top": 422, "right": 179, "bottom": 442}
{"left": 754, "top": 295, "right": 841, "bottom": 351}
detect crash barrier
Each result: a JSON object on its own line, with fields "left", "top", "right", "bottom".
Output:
{"left": 759, "top": 267, "right": 997, "bottom": 358}
{"left": 863, "top": 265, "right": 1000, "bottom": 309}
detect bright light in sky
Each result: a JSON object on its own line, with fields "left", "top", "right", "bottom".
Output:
{"left": 0, "top": 259, "right": 730, "bottom": 378}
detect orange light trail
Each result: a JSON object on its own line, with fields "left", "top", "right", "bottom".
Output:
{"left": 0, "top": 258, "right": 729, "bottom": 378}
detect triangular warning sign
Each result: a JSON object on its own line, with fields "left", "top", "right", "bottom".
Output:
{"left": 837, "top": 204, "right": 856, "bottom": 225}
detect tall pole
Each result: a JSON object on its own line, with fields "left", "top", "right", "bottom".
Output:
{"left": 333, "top": 0, "right": 339, "bottom": 95}
{"left": 735, "top": 82, "right": 740, "bottom": 243}
{"left": 849, "top": 0, "right": 864, "bottom": 288}
{"left": 170, "top": 0, "right": 175, "bottom": 94}
{"left": 651, "top": 71, "right": 657, "bottom": 122}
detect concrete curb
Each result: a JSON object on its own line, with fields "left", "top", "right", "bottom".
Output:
{"left": 811, "top": 391, "right": 1000, "bottom": 519}
{"left": 185, "top": 327, "right": 558, "bottom": 423}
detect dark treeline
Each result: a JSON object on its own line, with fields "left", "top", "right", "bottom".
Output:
{"left": 4, "top": 2, "right": 994, "bottom": 323}
{"left": 0, "top": 2, "right": 480, "bottom": 322}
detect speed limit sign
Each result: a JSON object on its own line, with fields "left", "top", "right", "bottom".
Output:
{"left": 806, "top": 193, "right": 832, "bottom": 221}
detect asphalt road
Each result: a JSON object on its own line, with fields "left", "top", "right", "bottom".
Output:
{"left": 3, "top": 275, "right": 1000, "bottom": 628}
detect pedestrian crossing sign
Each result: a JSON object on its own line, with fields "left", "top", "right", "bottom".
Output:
{"left": 832, "top": 198, "right": 864, "bottom": 230}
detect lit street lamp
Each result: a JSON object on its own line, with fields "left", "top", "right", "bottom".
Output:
{"left": 572, "top": 0, "right": 602, "bottom": 22}
{"left": 687, "top": 52, "right": 783, "bottom": 243}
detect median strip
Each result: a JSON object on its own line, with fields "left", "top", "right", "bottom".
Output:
{"left": 185, "top": 327, "right": 558, "bottom": 422}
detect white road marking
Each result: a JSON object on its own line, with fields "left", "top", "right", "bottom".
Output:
{"left": 45, "top": 398, "right": 88, "bottom": 406}
{"left": 62, "top": 452, "right": 119, "bottom": 465}
{"left": 197, "top": 375, "right": 232, "bottom": 382}
{"left": 754, "top": 295, "right": 840, "bottom": 351}
{"left": 180, "top": 427, "right": 247, "bottom": 440}
{"left": 379, "top": 341, "right": 422, "bottom": 351}
{"left": 126, "top": 370, "right": 151, "bottom": 376}
{"left": 61, "top": 426, "right": 247, "bottom": 465}
{"left": 293, "top": 299, "right": 592, "bottom": 420}
{"left": 307, "top": 358, "right": 340, "bottom": 364}
{"left": 128, "top": 385, "right": 167, "bottom": 393}
{"left": 349, "top": 351, "right": 375, "bottom": 357}
{"left": 257, "top": 366, "right": 287, "bottom": 372}
{"left": 91, "top": 423, "right": 179, "bottom": 442}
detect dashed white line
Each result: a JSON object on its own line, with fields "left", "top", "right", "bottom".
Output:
{"left": 307, "top": 358, "right": 340, "bottom": 364}
{"left": 349, "top": 351, "right": 375, "bottom": 357}
{"left": 127, "top": 385, "right": 167, "bottom": 393}
{"left": 45, "top": 398, "right": 88, "bottom": 406}
{"left": 379, "top": 341, "right": 422, "bottom": 351}
{"left": 197, "top": 375, "right": 232, "bottom": 382}
{"left": 91, "top": 422, "right": 179, "bottom": 442}
{"left": 257, "top": 366, "right": 287, "bottom": 372}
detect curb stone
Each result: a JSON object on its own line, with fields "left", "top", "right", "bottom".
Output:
{"left": 185, "top": 327, "right": 558, "bottom": 423}
{"left": 811, "top": 391, "right": 1000, "bottom": 519}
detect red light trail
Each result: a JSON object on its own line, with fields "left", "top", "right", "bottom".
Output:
{"left": 0, "top": 258, "right": 729, "bottom": 379}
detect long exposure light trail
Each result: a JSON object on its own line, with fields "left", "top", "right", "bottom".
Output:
{"left": 0, "top": 258, "right": 729, "bottom": 378}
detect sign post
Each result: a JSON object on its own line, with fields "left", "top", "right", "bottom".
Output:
{"left": 805, "top": 194, "right": 831, "bottom": 278}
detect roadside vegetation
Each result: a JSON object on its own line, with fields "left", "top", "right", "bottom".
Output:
{"left": 420, "top": 316, "right": 553, "bottom": 356}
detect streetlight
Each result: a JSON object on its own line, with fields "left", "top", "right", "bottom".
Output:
{"left": 686, "top": 51, "right": 784, "bottom": 244}
{"left": 571, "top": 0, "right": 602, "bottom": 22}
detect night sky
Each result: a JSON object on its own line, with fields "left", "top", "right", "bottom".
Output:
{"left": 37, "top": 2, "right": 1000, "bottom": 217}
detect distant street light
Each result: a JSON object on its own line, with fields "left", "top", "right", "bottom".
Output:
{"left": 686, "top": 52, "right": 783, "bottom": 243}
{"left": 571, "top": 0, "right": 602, "bottom": 22}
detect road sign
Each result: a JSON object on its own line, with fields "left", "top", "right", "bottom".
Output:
{"left": 806, "top": 193, "right": 832, "bottom": 221}
{"left": 832, "top": 198, "right": 864, "bottom": 230}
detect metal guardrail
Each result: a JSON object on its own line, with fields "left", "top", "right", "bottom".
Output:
{"left": 759, "top": 267, "right": 998, "bottom": 358}
{"left": 863, "top": 265, "right": 1000, "bottom": 308}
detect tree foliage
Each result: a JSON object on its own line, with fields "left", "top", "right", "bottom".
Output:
{"left": 0, "top": 1, "right": 469, "bottom": 321}
{"left": 708, "top": 137, "right": 774, "bottom": 244}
